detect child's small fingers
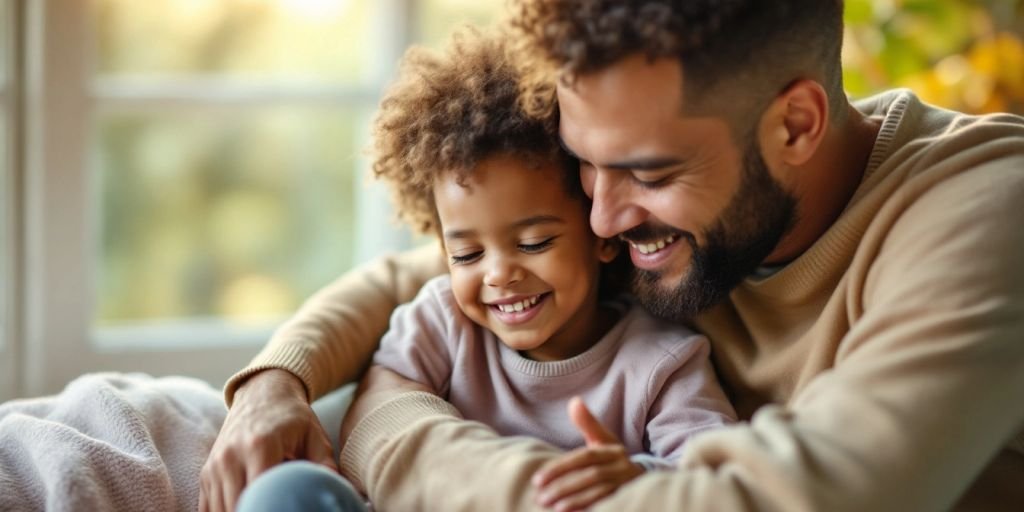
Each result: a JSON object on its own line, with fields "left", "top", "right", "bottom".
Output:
{"left": 536, "top": 465, "right": 607, "bottom": 507}
{"left": 551, "top": 482, "right": 616, "bottom": 512}
{"left": 533, "top": 448, "right": 608, "bottom": 487}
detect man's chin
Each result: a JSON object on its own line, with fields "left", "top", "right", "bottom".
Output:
{"left": 630, "top": 268, "right": 696, "bottom": 322}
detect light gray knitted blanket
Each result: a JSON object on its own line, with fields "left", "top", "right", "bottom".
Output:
{"left": 0, "top": 373, "right": 226, "bottom": 511}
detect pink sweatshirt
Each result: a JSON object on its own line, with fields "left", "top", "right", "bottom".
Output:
{"left": 372, "top": 275, "right": 737, "bottom": 467}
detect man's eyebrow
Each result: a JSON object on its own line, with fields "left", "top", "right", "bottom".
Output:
{"left": 558, "top": 137, "right": 687, "bottom": 172}
{"left": 604, "top": 156, "right": 685, "bottom": 171}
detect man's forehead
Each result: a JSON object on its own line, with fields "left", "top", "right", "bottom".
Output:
{"left": 555, "top": 54, "right": 684, "bottom": 102}
{"left": 555, "top": 60, "right": 691, "bottom": 162}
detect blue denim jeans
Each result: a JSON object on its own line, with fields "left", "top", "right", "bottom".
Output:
{"left": 236, "top": 461, "right": 368, "bottom": 512}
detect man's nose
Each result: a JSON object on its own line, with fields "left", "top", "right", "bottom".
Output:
{"left": 587, "top": 168, "right": 646, "bottom": 239}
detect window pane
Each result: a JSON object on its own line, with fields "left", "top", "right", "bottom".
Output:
{"left": 94, "top": 107, "right": 369, "bottom": 326}
{"left": 94, "top": 0, "right": 376, "bottom": 82}
{"left": 418, "top": 0, "right": 499, "bottom": 48}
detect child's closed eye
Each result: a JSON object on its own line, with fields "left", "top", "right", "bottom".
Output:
{"left": 449, "top": 251, "right": 483, "bottom": 265}
{"left": 518, "top": 237, "right": 556, "bottom": 253}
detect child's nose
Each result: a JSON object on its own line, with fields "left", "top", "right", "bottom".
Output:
{"left": 483, "top": 255, "right": 524, "bottom": 287}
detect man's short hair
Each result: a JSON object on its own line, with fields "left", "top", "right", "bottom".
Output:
{"left": 511, "top": 0, "right": 846, "bottom": 137}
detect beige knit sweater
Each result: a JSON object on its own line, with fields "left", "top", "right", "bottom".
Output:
{"left": 226, "top": 90, "right": 1024, "bottom": 511}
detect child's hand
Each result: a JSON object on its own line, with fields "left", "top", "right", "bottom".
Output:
{"left": 532, "top": 397, "right": 644, "bottom": 512}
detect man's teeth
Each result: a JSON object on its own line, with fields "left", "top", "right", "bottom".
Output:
{"left": 496, "top": 295, "right": 541, "bottom": 313}
{"left": 631, "top": 235, "right": 676, "bottom": 255}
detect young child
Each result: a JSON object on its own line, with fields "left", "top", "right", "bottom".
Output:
{"left": 358, "top": 29, "right": 737, "bottom": 511}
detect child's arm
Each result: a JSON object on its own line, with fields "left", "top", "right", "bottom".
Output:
{"left": 370, "top": 276, "right": 461, "bottom": 396}
{"left": 643, "top": 333, "right": 738, "bottom": 463}
{"left": 531, "top": 397, "right": 643, "bottom": 512}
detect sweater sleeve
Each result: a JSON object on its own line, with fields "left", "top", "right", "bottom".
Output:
{"left": 339, "top": 392, "right": 563, "bottom": 505}
{"left": 591, "top": 155, "right": 1024, "bottom": 511}
{"left": 371, "top": 277, "right": 459, "bottom": 397}
{"left": 223, "top": 243, "right": 446, "bottom": 405}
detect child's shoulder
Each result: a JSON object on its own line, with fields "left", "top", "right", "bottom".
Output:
{"left": 410, "top": 274, "right": 461, "bottom": 316}
{"left": 421, "top": 273, "right": 454, "bottom": 294}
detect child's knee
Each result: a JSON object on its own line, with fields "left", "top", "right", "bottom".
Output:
{"left": 236, "top": 461, "right": 366, "bottom": 512}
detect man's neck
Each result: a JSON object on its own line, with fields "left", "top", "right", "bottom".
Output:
{"left": 764, "top": 103, "right": 883, "bottom": 265}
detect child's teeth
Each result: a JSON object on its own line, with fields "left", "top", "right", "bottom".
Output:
{"left": 497, "top": 295, "right": 542, "bottom": 313}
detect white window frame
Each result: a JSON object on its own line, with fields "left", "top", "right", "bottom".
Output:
{"left": 0, "top": 0, "right": 20, "bottom": 402}
{"left": 20, "top": 0, "right": 418, "bottom": 397}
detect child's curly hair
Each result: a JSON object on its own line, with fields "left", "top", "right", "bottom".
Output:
{"left": 372, "top": 28, "right": 579, "bottom": 235}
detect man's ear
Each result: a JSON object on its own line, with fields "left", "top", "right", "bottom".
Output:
{"left": 759, "top": 79, "right": 829, "bottom": 169}
{"left": 596, "top": 238, "right": 620, "bottom": 263}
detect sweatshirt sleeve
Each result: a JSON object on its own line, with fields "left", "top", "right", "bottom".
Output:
{"left": 223, "top": 243, "right": 447, "bottom": 405}
{"left": 371, "top": 277, "right": 459, "bottom": 397}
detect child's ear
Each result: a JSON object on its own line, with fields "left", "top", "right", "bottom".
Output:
{"left": 596, "top": 238, "right": 620, "bottom": 263}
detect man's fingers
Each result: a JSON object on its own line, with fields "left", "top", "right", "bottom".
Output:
{"left": 243, "top": 437, "right": 283, "bottom": 485}
{"left": 568, "top": 396, "right": 618, "bottom": 447}
{"left": 198, "top": 478, "right": 211, "bottom": 512}
{"left": 306, "top": 423, "right": 340, "bottom": 472}
{"left": 214, "top": 451, "right": 247, "bottom": 512}
{"left": 220, "top": 462, "right": 247, "bottom": 512}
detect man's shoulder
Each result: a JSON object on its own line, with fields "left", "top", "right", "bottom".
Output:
{"left": 889, "top": 91, "right": 1023, "bottom": 165}
{"left": 857, "top": 90, "right": 1024, "bottom": 221}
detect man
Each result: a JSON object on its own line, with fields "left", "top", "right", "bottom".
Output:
{"left": 201, "top": 1, "right": 1024, "bottom": 510}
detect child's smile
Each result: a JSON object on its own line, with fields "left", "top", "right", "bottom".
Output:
{"left": 486, "top": 292, "right": 549, "bottom": 325}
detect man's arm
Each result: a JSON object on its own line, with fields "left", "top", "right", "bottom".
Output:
{"left": 339, "top": 366, "right": 563, "bottom": 509}
{"left": 592, "top": 186, "right": 1024, "bottom": 512}
{"left": 201, "top": 244, "right": 445, "bottom": 512}
{"left": 339, "top": 160, "right": 1024, "bottom": 511}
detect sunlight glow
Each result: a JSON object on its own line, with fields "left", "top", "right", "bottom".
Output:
{"left": 277, "top": 0, "right": 352, "bottom": 21}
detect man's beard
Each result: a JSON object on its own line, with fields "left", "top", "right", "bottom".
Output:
{"left": 630, "top": 141, "right": 797, "bottom": 322}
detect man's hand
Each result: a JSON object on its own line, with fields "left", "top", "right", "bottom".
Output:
{"left": 532, "top": 397, "right": 643, "bottom": 512}
{"left": 199, "top": 369, "right": 337, "bottom": 512}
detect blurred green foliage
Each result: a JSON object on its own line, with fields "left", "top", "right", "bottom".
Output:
{"left": 843, "top": 0, "right": 1024, "bottom": 113}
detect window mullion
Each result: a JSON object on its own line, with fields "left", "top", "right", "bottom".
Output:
{"left": 0, "top": 0, "right": 18, "bottom": 401}
{"left": 22, "top": 0, "right": 95, "bottom": 397}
